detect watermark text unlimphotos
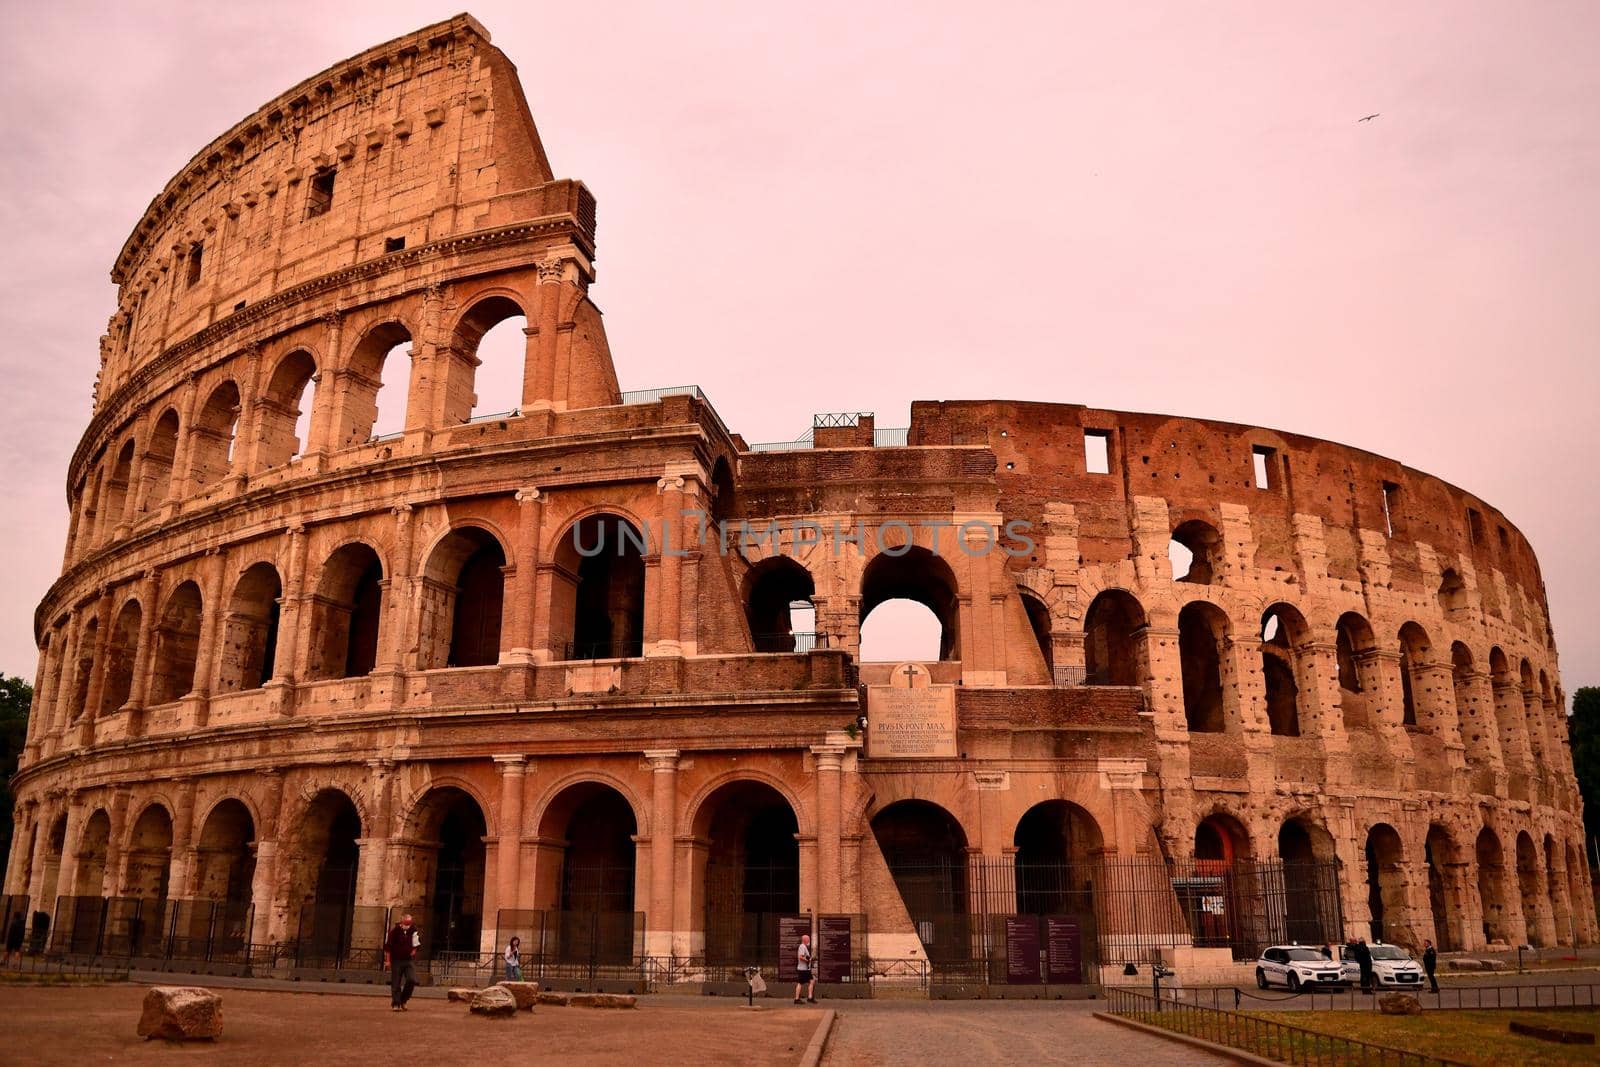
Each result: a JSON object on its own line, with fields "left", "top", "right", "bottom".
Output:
{"left": 572, "top": 512, "right": 1035, "bottom": 558}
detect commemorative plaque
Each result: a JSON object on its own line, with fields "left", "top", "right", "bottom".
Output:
{"left": 816, "top": 915, "right": 853, "bottom": 982}
{"left": 1004, "top": 914, "right": 1042, "bottom": 983}
{"left": 1044, "top": 916, "right": 1083, "bottom": 983}
{"left": 866, "top": 662, "right": 957, "bottom": 758}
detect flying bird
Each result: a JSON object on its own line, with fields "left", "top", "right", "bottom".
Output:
{"left": 1358, "top": 113, "right": 1380, "bottom": 122}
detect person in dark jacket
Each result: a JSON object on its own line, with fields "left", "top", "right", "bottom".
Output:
{"left": 1354, "top": 938, "right": 1374, "bottom": 993}
{"left": 384, "top": 913, "right": 421, "bottom": 1010}
{"left": 1422, "top": 939, "right": 1439, "bottom": 992}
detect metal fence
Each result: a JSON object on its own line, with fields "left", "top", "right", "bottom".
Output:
{"left": 493, "top": 909, "right": 645, "bottom": 982}
{"left": 1188, "top": 981, "right": 1600, "bottom": 1013}
{"left": 1106, "top": 987, "right": 1469, "bottom": 1066}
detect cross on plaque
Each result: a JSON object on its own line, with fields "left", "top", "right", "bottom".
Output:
{"left": 890, "top": 661, "right": 931, "bottom": 688}
{"left": 900, "top": 664, "right": 921, "bottom": 683}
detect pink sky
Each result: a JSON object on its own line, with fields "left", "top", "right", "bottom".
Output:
{"left": 0, "top": 2, "right": 1595, "bottom": 695}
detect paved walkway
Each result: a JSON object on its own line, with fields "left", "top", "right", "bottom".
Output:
{"left": 819, "top": 1000, "right": 1236, "bottom": 1066}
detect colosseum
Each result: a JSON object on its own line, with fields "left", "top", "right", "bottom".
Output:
{"left": 4, "top": 14, "right": 1591, "bottom": 992}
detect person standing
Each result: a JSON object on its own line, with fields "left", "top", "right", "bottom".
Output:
{"left": 793, "top": 933, "right": 816, "bottom": 1005}
{"left": 1422, "top": 939, "right": 1439, "bottom": 993}
{"left": 1354, "top": 937, "right": 1374, "bottom": 994}
{"left": 384, "top": 912, "right": 421, "bottom": 1011}
{"left": 503, "top": 936, "right": 523, "bottom": 982}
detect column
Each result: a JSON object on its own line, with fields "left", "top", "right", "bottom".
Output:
{"left": 249, "top": 770, "right": 286, "bottom": 946}
{"left": 78, "top": 591, "right": 115, "bottom": 743}
{"left": 3, "top": 800, "right": 37, "bottom": 895}
{"left": 53, "top": 793, "right": 88, "bottom": 908}
{"left": 813, "top": 746, "right": 843, "bottom": 913}
{"left": 493, "top": 756, "right": 527, "bottom": 924}
{"left": 644, "top": 750, "right": 678, "bottom": 956}
{"left": 168, "top": 373, "right": 204, "bottom": 505}
{"left": 526, "top": 258, "right": 564, "bottom": 408}
{"left": 275, "top": 523, "right": 311, "bottom": 688}
{"left": 372, "top": 506, "right": 415, "bottom": 708}
{"left": 507, "top": 489, "right": 543, "bottom": 664}
{"left": 651, "top": 476, "right": 686, "bottom": 655}
{"left": 166, "top": 780, "right": 199, "bottom": 900}
{"left": 125, "top": 570, "right": 161, "bottom": 722}
{"left": 187, "top": 548, "right": 227, "bottom": 726}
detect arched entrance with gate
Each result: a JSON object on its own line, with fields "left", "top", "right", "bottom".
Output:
{"left": 695, "top": 781, "right": 800, "bottom": 967}
{"left": 533, "top": 782, "right": 640, "bottom": 965}
{"left": 872, "top": 800, "right": 970, "bottom": 964}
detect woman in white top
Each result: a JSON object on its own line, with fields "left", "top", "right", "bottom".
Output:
{"left": 503, "top": 936, "right": 523, "bottom": 981}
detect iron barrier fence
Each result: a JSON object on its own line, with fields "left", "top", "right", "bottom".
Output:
{"left": 1105, "top": 987, "right": 1469, "bottom": 1066}
{"left": 1, "top": 894, "right": 29, "bottom": 950}
{"left": 1177, "top": 980, "right": 1600, "bottom": 1013}
{"left": 50, "top": 896, "right": 169, "bottom": 959}
{"left": 165, "top": 900, "right": 253, "bottom": 964}
{"left": 492, "top": 910, "right": 646, "bottom": 983}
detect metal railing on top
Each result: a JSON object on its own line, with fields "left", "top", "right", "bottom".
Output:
{"left": 1106, "top": 987, "right": 1468, "bottom": 1066}
{"left": 619, "top": 385, "right": 704, "bottom": 405}
{"left": 751, "top": 632, "right": 824, "bottom": 654}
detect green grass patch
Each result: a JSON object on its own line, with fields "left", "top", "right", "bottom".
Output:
{"left": 1242, "top": 1009, "right": 1600, "bottom": 1066}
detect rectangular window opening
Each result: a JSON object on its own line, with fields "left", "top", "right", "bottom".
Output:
{"left": 1466, "top": 507, "right": 1485, "bottom": 545}
{"left": 1084, "top": 429, "right": 1111, "bottom": 475}
{"left": 1251, "top": 445, "right": 1276, "bottom": 490}
{"left": 1380, "top": 481, "right": 1399, "bottom": 538}
{"left": 384, "top": 236, "right": 406, "bottom": 254}
{"left": 1497, "top": 526, "right": 1510, "bottom": 554}
{"left": 306, "top": 169, "right": 335, "bottom": 218}
{"left": 185, "top": 243, "right": 203, "bottom": 288}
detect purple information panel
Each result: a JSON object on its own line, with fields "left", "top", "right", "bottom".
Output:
{"left": 816, "top": 915, "right": 852, "bottom": 983}
{"left": 777, "top": 914, "right": 811, "bottom": 981}
{"left": 1004, "top": 914, "right": 1042, "bottom": 984}
{"left": 1044, "top": 916, "right": 1083, "bottom": 983}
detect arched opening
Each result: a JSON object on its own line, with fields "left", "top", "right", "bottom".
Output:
{"left": 75, "top": 461, "right": 104, "bottom": 555}
{"left": 100, "top": 600, "right": 141, "bottom": 715}
{"left": 1191, "top": 812, "right": 1255, "bottom": 949}
{"left": 1519, "top": 660, "right": 1544, "bottom": 762}
{"left": 256, "top": 350, "right": 318, "bottom": 468}
{"left": 40, "top": 814, "right": 67, "bottom": 917}
{"left": 743, "top": 556, "right": 816, "bottom": 652}
{"left": 1544, "top": 833, "right": 1571, "bottom": 946}
{"left": 397, "top": 789, "right": 488, "bottom": 960}
{"left": 1014, "top": 800, "right": 1103, "bottom": 916}
{"left": 1277, "top": 817, "right": 1338, "bottom": 946}
{"left": 699, "top": 781, "right": 799, "bottom": 966}
{"left": 1260, "top": 604, "right": 1306, "bottom": 737}
{"left": 871, "top": 799, "right": 969, "bottom": 963}
{"left": 103, "top": 440, "right": 135, "bottom": 532}
{"left": 1438, "top": 569, "right": 1469, "bottom": 614}
{"left": 1475, "top": 827, "right": 1509, "bottom": 945}
{"left": 69, "top": 618, "right": 98, "bottom": 722}
{"left": 1488, "top": 647, "right": 1525, "bottom": 764}
{"left": 342, "top": 323, "right": 412, "bottom": 445}
{"left": 180, "top": 799, "right": 256, "bottom": 959}
{"left": 455, "top": 296, "right": 528, "bottom": 422}
{"left": 73, "top": 810, "right": 111, "bottom": 897}
{"left": 1084, "top": 591, "right": 1146, "bottom": 687}
{"left": 1397, "top": 622, "right": 1436, "bottom": 731}
{"left": 218, "top": 563, "right": 282, "bottom": 692}
{"left": 287, "top": 790, "right": 363, "bottom": 962}
{"left": 307, "top": 543, "right": 384, "bottom": 680}
{"left": 709, "top": 457, "right": 736, "bottom": 532}
{"left": 1169, "top": 519, "right": 1222, "bottom": 584}
{"left": 1451, "top": 643, "right": 1485, "bottom": 756}
{"left": 858, "top": 547, "right": 960, "bottom": 662}
{"left": 188, "top": 380, "right": 241, "bottom": 491}
{"left": 1425, "top": 825, "right": 1459, "bottom": 951}
{"left": 148, "top": 581, "right": 203, "bottom": 705}
{"left": 124, "top": 804, "right": 173, "bottom": 957}
{"left": 547, "top": 514, "right": 646, "bottom": 659}
{"left": 1019, "top": 589, "right": 1054, "bottom": 673}
{"left": 1565, "top": 842, "right": 1586, "bottom": 945}
{"left": 1365, "top": 824, "right": 1408, "bottom": 943}
{"left": 1515, "top": 831, "right": 1546, "bottom": 947}
{"left": 419, "top": 528, "right": 507, "bottom": 669}
{"left": 1179, "top": 601, "right": 1230, "bottom": 733}
{"left": 1336, "top": 613, "right": 1376, "bottom": 729}
{"left": 535, "top": 783, "right": 639, "bottom": 965}
{"left": 141, "top": 409, "right": 180, "bottom": 508}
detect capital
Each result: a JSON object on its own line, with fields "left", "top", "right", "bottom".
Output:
{"left": 644, "top": 749, "right": 679, "bottom": 772}
{"left": 536, "top": 258, "right": 567, "bottom": 284}
{"left": 656, "top": 476, "right": 686, "bottom": 494}
{"left": 492, "top": 754, "right": 527, "bottom": 773}
{"left": 515, "top": 487, "right": 543, "bottom": 505}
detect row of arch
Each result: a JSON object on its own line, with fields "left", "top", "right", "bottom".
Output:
{"left": 71, "top": 293, "right": 535, "bottom": 563}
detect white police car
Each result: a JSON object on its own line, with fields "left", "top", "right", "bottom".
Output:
{"left": 1255, "top": 945, "right": 1347, "bottom": 990}
{"left": 1338, "top": 942, "right": 1426, "bottom": 988}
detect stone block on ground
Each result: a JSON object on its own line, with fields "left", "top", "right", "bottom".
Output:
{"left": 496, "top": 981, "right": 541, "bottom": 1010}
{"left": 569, "top": 992, "right": 637, "bottom": 1009}
{"left": 537, "top": 991, "right": 572, "bottom": 1006}
{"left": 447, "top": 987, "right": 478, "bottom": 1002}
{"left": 1378, "top": 992, "right": 1422, "bottom": 1016}
{"left": 469, "top": 985, "right": 519, "bottom": 1018}
{"left": 137, "top": 986, "right": 223, "bottom": 1040}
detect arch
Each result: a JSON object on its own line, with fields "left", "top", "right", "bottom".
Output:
{"left": 533, "top": 781, "right": 640, "bottom": 964}
{"left": 394, "top": 787, "right": 488, "bottom": 959}
{"left": 743, "top": 555, "right": 816, "bottom": 653}
{"left": 859, "top": 547, "right": 960, "bottom": 661}
{"left": 452, "top": 294, "right": 530, "bottom": 422}
{"left": 1260, "top": 603, "right": 1308, "bottom": 737}
{"left": 1019, "top": 588, "right": 1054, "bottom": 673}
{"left": 550, "top": 513, "right": 645, "bottom": 659}
{"left": 1364, "top": 823, "right": 1408, "bottom": 943}
{"left": 1475, "top": 827, "right": 1510, "bottom": 945}
{"left": 1438, "top": 568, "right": 1469, "bottom": 614}
{"left": 1178, "top": 600, "right": 1230, "bottom": 732}
{"left": 68, "top": 617, "right": 99, "bottom": 722}
{"left": 697, "top": 779, "right": 800, "bottom": 966}
{"left": 1519, "top": 659, "right": 1544, "bottom": 761}
{"left": 140, "top": 408, "right": 181, "bottom": 508}
{"left": 123, "top": 802, "right": 173, "bottom": 954}
{"left": 256, "top": 349, "right": 319, "bottom": 468}
{"left": 341, "top": 322, "right": 413, "bottom": 446}
{"left": 218, "top": 562, "right": 282, "bottom": 692}
{"left": 1195, "top": 811, "right": 1253, "bottom": 868}
{"left": 708, "top": 456, "right": 736, "bottom": 531}
{"left": 148, "top": 581, "right": 203, "bottom": 705}
{"left": 73, "top": 809, "right": 112, "bottom": 896}
{"left": 1335, "top": 612, "right": 1376, "bottom": 702}
{"left": 1190, "top": 810, "right": 1258, "bottom": 949}
{"left": 306, "top": 542, "right": 384, "bottom": 680}
{"left": 418, "top": 526, "right": 507, "bottom": 669}
{"left": 1543, "top": 832, "right": 1571, "bottom": 947}
{"left": 1397, "top": 622, "right": 1434, "bottom": 730}
{"left": 1277, "top": 815, "right": 1339, "bottom": 945}
{"left": 188, "top": 379, "right": 241, "bottom": 491}
{"left": 102, "top": 439, "right": 136, "bottom": 534}
{"left": 1013, "top": 800, "right": 1103, "bottom": 918}
{"left": 1425, "top": 824, "right": 1460, "bottom": 951}
{"left": 871, "top": 799, "right": 970, "bottom": 962}
{"left": 1169, "top": 519, "right": 1222, "bottom": 584}
{"left": 193, "top": 798, "right": 256, "bottom": 906}
{"left": 1515, "top": 831, "right": 1546, "bottom": 947}
{"left": 99, "top": 599, "right": 142, "bottom": 715}
{"left": 284, "top": 788, "right": 364, "bottom": 961}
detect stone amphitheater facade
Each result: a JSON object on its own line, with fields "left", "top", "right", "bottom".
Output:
{"left": 6, "top": 15, "right": 1591, "bottom": 983}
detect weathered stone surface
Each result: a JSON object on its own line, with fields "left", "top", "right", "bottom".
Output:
{"left": 573, "top": 992, "right": 637, "bottom": 1009}
{"left": 137, "top": 986, "right": 222, "bottom": 1040}
{"left": 496, "top": 981, "right": 541, "bottom": 1010}
{"left": 1378, "top": 993, "right": 1423, "bottom": 1016}
{"left": 447, "top": 987, "right": 478, "bottom": 1002}
{"left": 469, "top": 986, "right": 518, "bottom": 1018}
{"left": 537, "top": 991, "right": 572, "bottom": 1007}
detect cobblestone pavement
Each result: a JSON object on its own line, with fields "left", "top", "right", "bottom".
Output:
{"left": 818, "top": 1000, "right": 1235, "bottom": 1066}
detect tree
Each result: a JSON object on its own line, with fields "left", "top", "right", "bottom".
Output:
{"left": 1569, "top": 687, "right": 1600, "bottom": 855}
{"left": 0, "top": 674, "right": 32, "bottom": 883}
